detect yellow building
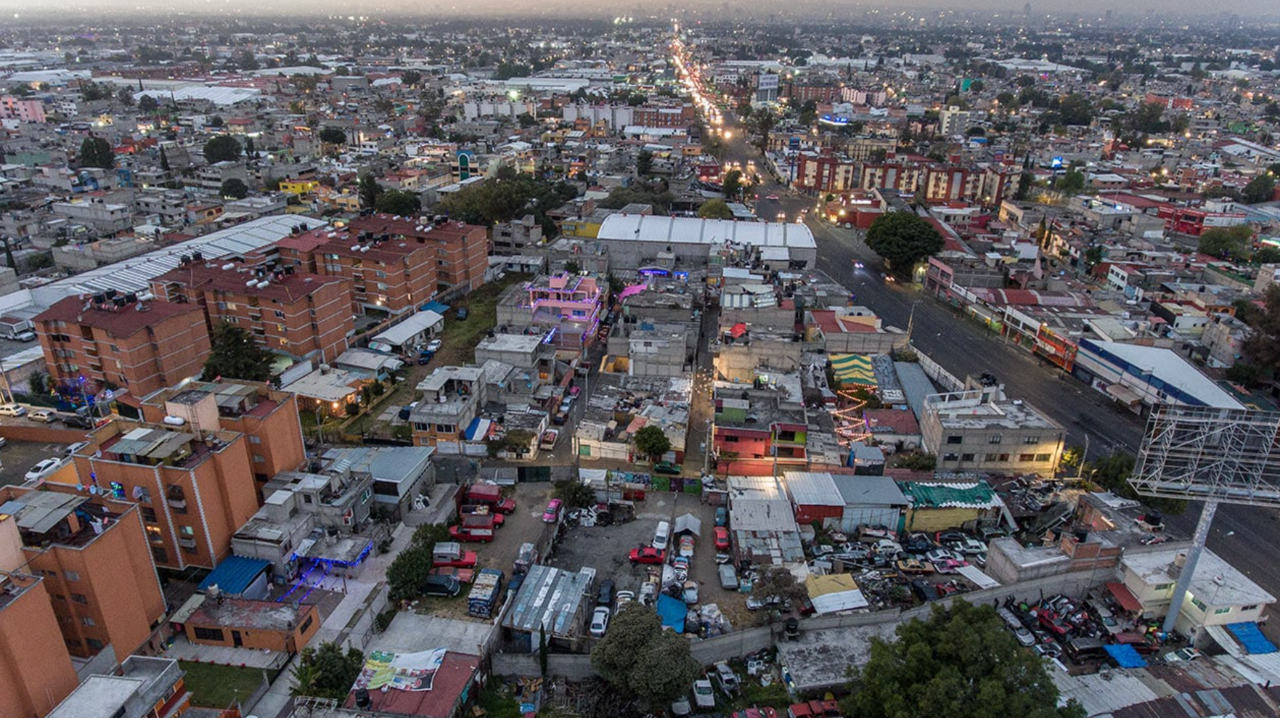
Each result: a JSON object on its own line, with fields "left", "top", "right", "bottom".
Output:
{"left": 279, "top": 179, "right": 320, "bottom": 195}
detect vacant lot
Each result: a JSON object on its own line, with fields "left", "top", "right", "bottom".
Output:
{"left": 179, "top": 661, "right": 269, "bottom": 709}
{"left": 435, "top": 273, "right": 531, "bottom": 367}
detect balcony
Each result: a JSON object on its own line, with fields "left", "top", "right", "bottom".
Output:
{"left": 177, "top": 537, "right": 197, "bottom": 550}
{"left": 165, "top": 486, "right": 187, "bottom": 511}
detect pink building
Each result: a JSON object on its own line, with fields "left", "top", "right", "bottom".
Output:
{"left": 0, "top": 96, "right": 46, "bottom": 123}
{"left": 528, "top": 274, "right": 605, "bottom": 354}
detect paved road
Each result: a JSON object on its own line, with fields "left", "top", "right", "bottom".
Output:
{"left": 710, "top": 106, "right": 1280, "bottom": 614}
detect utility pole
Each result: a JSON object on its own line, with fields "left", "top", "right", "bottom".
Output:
{"left": 906, "top": 299, "right": 922, "bottom": 344}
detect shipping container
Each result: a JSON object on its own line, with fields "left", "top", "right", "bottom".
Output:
{"left": 467, "top": 568, "right": 505, "bottom": 618}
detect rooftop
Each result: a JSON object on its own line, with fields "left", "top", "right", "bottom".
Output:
{"left": 924, "top": 387, "right": 1061, "bottom": 431}
{"left": 153, "top": 263, "right": 347, "bottom": 305}
{"left": 503, "top": 564, "right": 593, "bottom": 637}
{"left": 186, "top": 596, "right": 315, "bottom": 632}
{"left": 597, "top": 213, "right": 817, "bottom": 249}
{"left": 1124, "top": 547, "right": 1276, "bottom": 608}
{"left": 34, "top": 294, "right": 203, "bottom": 339}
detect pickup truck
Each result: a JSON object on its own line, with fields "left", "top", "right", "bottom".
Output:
{"left": 432, "top": 541, "right": 478, "bottom": 568}
{"left": 463, "top": 483, "right": 516, "bottom": 513}
{"left": 450, "top": 513, "right": 499, "bottom": 543}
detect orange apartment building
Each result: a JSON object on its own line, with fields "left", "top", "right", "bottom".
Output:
{"left": 275, "top": 214, "right": 488, "bottom": 316}
{"left": 70, "top": 419, "right": 260, "bottom": 572}
{"left": 34, "top": 293, "right": 211, "bottom": 405}
{"left": 0, "top": 572, "right": 81, "bottom": 717}
{"left": 141, "top": 379, "right": 307, "bottom": 489}
{"left": 0, "top": 486, "right": 166, "bottom": 664}
{"left": 181, "top": 596, "right": 320, "bottom": 653}
{"left": 150, "top": 261, "right": 354, "bottom": 364}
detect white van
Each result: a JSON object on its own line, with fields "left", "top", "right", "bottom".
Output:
{"left": 653, "top": 521, "right": 670, "bottom": 551}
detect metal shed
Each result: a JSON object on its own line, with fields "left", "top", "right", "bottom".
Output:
{"left": 831, "top": 475, "right": 909, "bottom": 534}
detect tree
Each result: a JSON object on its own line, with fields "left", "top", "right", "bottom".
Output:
{"left": 1055, "top": 169, "right": 1086, "bottom": 195}
{"left": 1012, "top": 168, "right": 1034, "bottom": 201}
{"left": 1084, "top": 245, "right": 1105, "bottom": 268}
{"left": 1197, "top": 225, "right": 1253, "bottom": 262}
{"left": 358, "top": 173, "right": 382, "bottom": 209}
{"left": 292, "top": 641, "right": 365, "bottom": 699}
{"left": 865, "top": 212, "right": 944, "bottom": 273}
{"left": 203, "top": 321, "right": 275, "bottom": 382}
{"left": 698, "top": 199, "right": 734, "bottom": 219}
{"left": 236, "top": 50, "right": 259, "bottom": 71}
{"left": 590, "top": 604, "right": 701, "bottom": 707}
{"left": 633, "top": 425, "right": 671, "bottom": 462}
{"left": 1243, "top": 285, "right": 1280, "bottom": 375}
{"left": 375, "top": 190, "right": 421, "bottom": 216}
{"left": 553, "top": 479, "right": 597, "bottom": 509}
{"left": 202, "top": 134, "right": 241, "bottom": 164}
{"left": 722, "top": 168, "right": 743, "bottom": 201}
{"left": 400, "top": 70, "right": 422, "bottom": 86}
{"left": 750, "top": 565, "right": 807, "bottom": 607}
{"left": 159, "top": 146, "right": 171, "bottom": 173}
{"left": 387, "top": 542, "right": 433, "bottom": 602}
{"left": 318, "top": 126, "right": 346, "bottom": 145}
{"left": 1254, "top": 247, "right": 1280, "bottom": 265}
{"left": 636, "top": 149, "right": 653, "bottom": 177}
{"left": 79, "top": 136, "right": 114, "bottom": 169}
{"left": 138, "top": 94, "right": 159, "bottom": 113}
{"left": 840, "top": 599, "right": 1082, "bottom": 717}
{"left": 209, "top": 115, "right": 224, "bottom": 128}
{"left": 752, "top": 108, "right": 777, "bottom": 152}
{"left": 1061, "top": 446, "right": 1084, "bottom": 470}
{"left": 1089, "top": 450, "right": 1185, "bottom": 515}
{"left": 1055, "top": 93, "right": 1093, "bottom": 126}
{"left": 117, "top": 87, "right": 135, "bottom": 107}
{"left": 1243, "top": 174, "right": 1276, "bottom": 204}
{"left": 220, "top": 178, "right": 248, "bottom": 199}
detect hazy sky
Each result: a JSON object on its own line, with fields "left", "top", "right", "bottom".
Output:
{"left": 7, "top": 0, "right": 1280, "bottom": 20}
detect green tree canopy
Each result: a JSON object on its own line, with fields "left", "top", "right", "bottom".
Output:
{"left": 1243, "top": 174, "right": 1276, "bottom": 204}
{"left": 1055, "top": 169, "right": 1086, "bottom": 195}
{"left": 220, "top": 177, "right": 249, "bottom": 199}
{"left": 203, "top": 321, "right": 275, "bottom": 382}
{"left": 438, "top": 169, "right": 579, "bottom": 236}
{"left": 840, "top": 599, "right": 1083, "bottom": 717}
{"left": 291, "top": 641, "right": 364, "bottom": 699}
{"left": 358, "top": 173, "right": 382, "bottom": 209}
{"left": 865, "top": 212, "right": 944, "bottom": 273}
{"left": 634, "top": 424, "right": 671, "bottom": 461}
{"left": 590, "top": 604, "right": 701, "bottom": 707}
{"left": 1089, "top": 450, "right": 1186, "bottom": 515}
{"left": 138, "top": 94, "right": 159, "bottom": 113}
{"left": 318, "top": 126, "right": 346, "bottom": 145}
{"left": 1243, "top": 285, "right": 1280, "bottom": 377}
{"left": 202, "top": 134, "right": 242, "bottom": 164}
{"left": 79, "top": 136, "right": 114, "bottom": 169}
{"left": 723, "top": 168, "right": 743, "bottom": 200}
{"left": 1197, "top": 225, "right": 1253, "bottom": 262}
{"left": 697, "top": 199, "right": 734, "bottom": 219}
{"left": 596, "top": 182, "right": 673, "bottom": 214}
{"left": 1055, "top": 93, "right": 1094, "bottom": 126}
{"left": 636, "top": 149, "right": 653, "bottom": 177}
{"left": 374, "top": 190, "right": 422, "bottom": 216}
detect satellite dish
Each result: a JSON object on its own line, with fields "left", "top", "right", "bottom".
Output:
{"left": 75, "top": 484, "right": 85, "bottom": 492}
{"left": 87, "top": 486, "right": 98, "bottom": 495}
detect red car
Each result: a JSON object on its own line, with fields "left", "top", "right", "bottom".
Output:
{"left": 628, "top": 547, "right": 666, "bottom": 564}
{"left": 714, "top": 526, "right": 731, "bottom": 551}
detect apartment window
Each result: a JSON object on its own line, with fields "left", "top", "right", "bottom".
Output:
{"left": 985, "top": 453, "right": 999, "bottom": 462}
{"left": 961, "top": 453, "right": 975, "bottom": 462}
{"left": 943, "top": 453, "right": 959, "bottom": 461}
{"left": 81, "top": 616, "right": 95, "bottom": 627}
{"left": 1242, "top": 604, "right": 1259, "bottom": 611}
{"left": 722, "top": 435, "right": 740, "bottom": 443}
{"left": 253, "top": 454, "right": 265, "bottom": 464}
{"left": 300, "top": 614, "right": 314, "bottom": 634}
{"left": 54, "top": 594, "right": 65, "bottom": 601}
{"left": 1214, "top": 607, "right": 1231, "bottom": 615}
{"left": 71, "top": 593, "right": 88, "bottom": 604}
{"left": 86, "top": 638, "right": 104, "bottom": 651}
{"left": 360, "top": 488, "right": 372, "bottom": 503}
{"left": 142, "top": 507, "right": 157, "bottom": 522}
{"left": 1155, "top": 583, "right": 1173, "bottom": 591}
{"left": 192, "top": 627, "right": 225, "bottom": 642}
{"left": 988, "top": 434, "right": 1003, "bottom": 444}
{"left": 180, "top": 525, "right": 195, "bottom": 537}
{"left": 64, "top": 571, "right": 80, "bottom": 582}
{"left": 275, "top": 310, "right": 285, "bottom": 319}
{"left": 436, "top": 424, "right": 456, "bottom": 433}
{"left": 152, "top": 547, "right": 168, "bottom": 564}
{"left": 1035, "top": 453, "right": 1052, "bottom": 462}
{"left": 1190, "top": 597, "right": 1207, "bottom": 612}
{"left": 998, "top": 454, "right": 1010, "bottom": 462}
{"left": 249, "top": 435, "right": 261, "bottom": 444}
{"left": 946, "top": 435, "right": 962, "bottom": 445}
{"left": 1023, "top": 435, "right": 1040, "bottom": 444}
{"left": 1018, "top": 453, "right": 1035, "bottom": 462}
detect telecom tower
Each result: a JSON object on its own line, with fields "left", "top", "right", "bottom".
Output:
{"left": 1129, "top": 405, "right": 1280, "bottom": 633}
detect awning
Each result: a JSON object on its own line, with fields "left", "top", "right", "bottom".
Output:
{"left": 1107, "top": 582, "right": 1143, "bottom": 613}
{"left": 1228, "top": 622, "right": 1278, "bottom": 655}
{"left": 1105, "top": 644, "right": 1148, "bottom": 668}
{"left": 674, "top": 513, "right": 702, "bottom": 537}
{"left": 1106, "top": 383, "right": 1142, "bottom": 406}
{"left": 729, "top": 322, "right": 748, "bottom": 338}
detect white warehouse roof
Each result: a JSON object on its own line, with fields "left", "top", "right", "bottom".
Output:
{"left": 597, "top": 213, "right": 816, "bottom": 250}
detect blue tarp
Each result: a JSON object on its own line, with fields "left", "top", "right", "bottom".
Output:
{"left": 420, "top": 300, "right": 451, "bottom": 315}
{"left": 1104, "top": 644, "right": 1148, "bottom": 668}
{"left": 198, "top": 555, "right": 270, "bottom": 595}
{"left": 656, "top": 594, "right": 686, "bottom": 633}
{"left": 1228, "top": 622, "right": 1278, "bottom": 654}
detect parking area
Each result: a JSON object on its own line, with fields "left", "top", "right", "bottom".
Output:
{"left": 0, "top": 439, "right": 73, "bottom": 487}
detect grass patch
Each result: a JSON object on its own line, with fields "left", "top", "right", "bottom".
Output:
{"left": 478, "top": 678, "right": 522, "bottom": 717}
{"left": 178, "top": 661, "right": 267, "bottom": 709}
{"left": 436, "top": 273, "right": 531, "bottom": 366}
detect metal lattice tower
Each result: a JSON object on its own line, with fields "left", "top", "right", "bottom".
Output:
{"left": 1130, "top": 405, "right": 1280, "bottom": 633}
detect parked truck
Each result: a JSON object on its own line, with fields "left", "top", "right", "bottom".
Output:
{"left": 464, "top": 482, "right": 516, "bottom": 513}
{"left": 432, "top": 542, "right": 478, "bottom": 568}
{"left": 449, "top": 513, "right": 496, "bottom": 543}
{"left": 467, "top": 568, "right": 505, "bottom": 619}
{"left": 0, "top": 317, "right": 34, "bottom": 342}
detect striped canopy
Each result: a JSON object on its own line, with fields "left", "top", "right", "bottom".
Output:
{"left": 831, "top": 354, "right": 876, "bottom": 386}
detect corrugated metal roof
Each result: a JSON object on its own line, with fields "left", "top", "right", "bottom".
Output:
{"left": 502, "top": 564, "right": 592, "bottom": 637}
{"left": 782, "top": 471, "right": 844, "bottom": 508}
{"left": 197, "top": 555, "right": 269, "bottom": 595}
{"left": 832, "top": 475, "right": 909, "bottom": 507}
{"left": 597, "top": 213, "right": 816, "bottom": 249}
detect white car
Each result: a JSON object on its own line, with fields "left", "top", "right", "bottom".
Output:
{"left": 615, "top": 590, "right": 636, "bottom": 610}
{"left": 28, "top": 408, "right": 55, "bottom": 423}
{"left": 25, "top": 457, "right": 68, "bottom": 482}
{"left": 956, "top": 537, "right": 987, "bottom": 555}
{"left": 692, "top": 678, "right": 715, "bottom": 709}
{"left": 653, "top": 521, "right": 670, "bottom": 552}
{"left": 425, "top": 338, "right": 443, "bottom": 353}
{"left": 589, "top": 606, "right": 611, "bottom": 638}
{"left": 64, "top": 441, "right": 90, "bottom": 456}
{"left": 0, "top": 403, "right": 27, "bottom": 417}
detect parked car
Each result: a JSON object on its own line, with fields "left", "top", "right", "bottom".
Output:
{"left": 589, "top": 606, "right": 611, "bottom": 638}
{"left": 552, "top": 411, "right": 569, "bottom": 426}
{"left": 653, "top": 461, "right": 682, "bottom": 475}
{"left": 682, "top": 580, "right": 699, "bottom": 605}
{"left": 422, "top": 575, "right": 462, "bottom": 597}
{"left": 28, "top": 408, "right": 55, "bottom": 423}
{"left": 542, "top": 499, "right": 563, "bottom": 523}
{"left": 678, "top": 535, "right": 695, "bottom": 558}
{"left": 895, "top": 558, "right": 935, "bottom": 575}
{"left": 955, "top": 537, "right": 987, "bottom": 555}
{"left": 925, "top": 547, "right": 960, "bottom": 565}
{"left": 629, "top": 547, "right": 666, "bottom": 564}
{"left": 615, "top": 590, "right": 636, "bottom": 610}
{"left": 715, "top": 506, "right": 728, "bottom": 527}
{"left": 398, "top": 402, "right": 419, "bottom": 420}
{"left": 596, "top": 578, "right": 615, "bottom": 608}
{"left": 692, "top": 678, "right": 716, "bottom": 709}
{"left": 639, "top": 581, "right": 658, "bottom": 605}
{"left": 935, "top": 558, "right": 969, "bottom": 574}
{"left": 713, "top": 662, "right": 741, "bottom": 695}
{"left": 718, "top": 563, "right": 739, "bottom": 590}
{"left": 714, "top": 526, "right": 731, "bottom": 551}
{"left": 0, "top": 403, "right": 27, "bottom": 417}
{"left": 540, "top": 429, "right": 559, "bottom": 451}
{"left": 425, "top": 338, "right": 443, "bottom": 353}
{"left": 455, "top": 308, "right": 469, "bottom": 320}
{"left": 653, "top": 521, "right": 670, "bottom": 551}
{"left": 63, "top": 441, "right": 89, "bottom": 456}
{"left": 1164, "top": 647, "right": 1202, "bottom": 663}
{"left": 25, "top": 457, "right": 68, "bottom": 482}
{"left": 671, "top": 695, "right": 692, "bottom": 717}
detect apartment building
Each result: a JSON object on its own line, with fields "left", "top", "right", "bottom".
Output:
{"left": 517, "top": 272, "right": 607, "bottom": 355}
{"left": 140, "top": 379, "right": 307, "bottom": 488}
{"left": 0, "top": 572, "right": 80, "bottom": 717}
{"left": 409, "top": 364, "right": 491, "bottom": 448}
{"left": 49, "top": 656, "right": 190, "bottom": 718}
{"left": 276, "top": 215, "right": 487, "bottom": 315}
{"left": 34, "top": 293, "right": 211, "bottom": 403}
{"left": 150, "top": 261, "right": 353, "bottom": 363}
{"left": 136, "top": 189, "right": 191, "bottom": 226}
{"left": 0, "top": 486, "right": 166, "bottom": 664}
{"left": 51, "top": 199, "right": 133, "bottom": 235}
{"left": 71, "top": 419, "right": 260, "bottom": 571}
{"left": 0, "top": 94, "right": 47, "bottom": 122}
{"left": 920, "top": 385, "right": 1065, "bottom": 475}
